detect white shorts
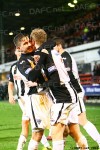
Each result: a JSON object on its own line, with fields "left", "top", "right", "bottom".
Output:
{"left": 24, "top": 93, "right": 53, "bottom": 131}
{"left": 77, "top": 92, "right": 86, "bottom": 115}
{"left": 50, "top": 103, "right": 78, "bottom": 126}
{"left": 18, "top": 96, "right": 30, "bottom": 121}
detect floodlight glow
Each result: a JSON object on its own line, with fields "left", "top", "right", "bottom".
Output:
{"left": 70, "top": 4, "right": 75, "bottom": 7}
{"left": 68, "top": 3, "right": 72, "bottom": 6}
{"left": 20, "top": 27, "right": 25, "bottom": 30}
{"left": 68, "top": 3, "right": 75, "bottom": 7}
{"left": 15, "top": 13, "right": 20, "bottom": 16}
{"left": 73, "top": 0, "right": 78, "bottom": 4}
{"left": 9, "top": 32, "right": 13, "bottom": 35}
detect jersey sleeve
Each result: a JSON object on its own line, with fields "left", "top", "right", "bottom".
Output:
{"left": 28, "top": 51, "right": 61, "bottom": 87}
{"left": 28, "top": 52, "right": 48, "bottom": 81}
{"left": 41, "top": 71, "right": 60, "bottom": 88}
{"left": 18, "top": 58, "right": 33, "bottom": 80}
{"left": 9, "top": 65, "right": 14, "bottom": 82}
{"left": 71, "top": 56, "right": 79, "bottom": 79}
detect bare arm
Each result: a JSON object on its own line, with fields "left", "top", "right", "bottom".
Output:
{"left": 8, "top": 81, "right": 16, "bottom": 104}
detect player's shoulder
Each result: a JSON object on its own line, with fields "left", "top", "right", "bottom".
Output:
{"left": 10, "top": 62, "right": 17, "bottom": 69}
{"left": 62, "top": 51, "right": 72, "bottom": 59}
{"left": 18, "top": 57, "right": 28, "bottom": 65}
{"left": 62, "top": 51, "right": 70, "bottom": 56}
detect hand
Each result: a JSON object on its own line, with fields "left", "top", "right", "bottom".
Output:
{"left": 9, "top": 96, "right": 16, "bottom": 104}
{"left": 25, "top": 81, "right": 37, "bottom": 87}
{"left": 41, "top": 49, "right": 49, "bottom": 54}
{"left": 33, "top": 55, "right": 40, "bottom": 64}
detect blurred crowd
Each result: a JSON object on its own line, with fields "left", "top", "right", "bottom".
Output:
{"left": 93, "top": 63, "right": 100, "bottom": 76}
{"left": 0, "top": 83, "right": 8, "bottom": 100}
{"left": 49, "top": 7, "right": 100, "bottom": 47}
{"left": 0, "top": 7, "right": 100, "bottom": 100}
{"left": 0, "top": 7, "right": 100, "bottom": 64}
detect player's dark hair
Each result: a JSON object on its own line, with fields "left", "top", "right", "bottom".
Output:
{"left": 53, "top": 37, "right": 65, "bottom": 49}
{"left": 13, "top": 33, "right": 26, "bottom": 47}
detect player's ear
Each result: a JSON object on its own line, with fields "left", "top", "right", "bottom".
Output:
{"left": 17, "top": 46, "right": 20, "bottom": 50}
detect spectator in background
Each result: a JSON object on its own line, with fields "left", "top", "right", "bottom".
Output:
{"left": 93, "top": 64, "right": 100, "bottom": 76}
{"left": 96, "top": 64, "right": 100, "bottom": 76}
{"left": 0, "top": 84, "right": 4, "bottom": 100}
{"left": 0, "top": 82, "right": 8, "bottom": 100}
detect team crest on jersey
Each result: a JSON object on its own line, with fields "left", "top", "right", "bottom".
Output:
{"left": 25, "top": 68, "right": 32, "bottom": 74}
{"left": 20, "top": 60, "right": 25, "bottom": 64}
{"left": 35, "top": 49, "right": 40, "bottom": 52}
{"left": 62, "top": 57, "right": 66, "bottom": 60}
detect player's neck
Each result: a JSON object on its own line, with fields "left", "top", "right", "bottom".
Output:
{"left": 17, "top": 56, "right": 20, "bottom": 60}
{"left": 59, "top": 48, "right": 64, "bottom": 55}
{"left": 35, "top": 43, "right": 40, "bottom": 49}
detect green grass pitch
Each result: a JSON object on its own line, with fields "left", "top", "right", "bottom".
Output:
{"left": 0, "top": 101, "right": 100, "bottom": 150}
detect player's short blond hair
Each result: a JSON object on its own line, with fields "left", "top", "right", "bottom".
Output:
{"left": 30, "top": 28, "right": 47, "bottom": 45}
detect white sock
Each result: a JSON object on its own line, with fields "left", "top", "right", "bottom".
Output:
{"left": 17, "top": 135, "right": 26, "bottom": 150}
{"left": 76, "top": 143, "right": 80, "bottom": 150}
{"left": 83, "top": 121, "right": 100, "bottom": 145}
{"left": 41, "top": 134, "right": 50, "bottom": 147}
{"left": 28, "top": 139, "right": 39, "bottom": 150}
{"left": 53, "top": 140, "right": 64, "bottom": 150}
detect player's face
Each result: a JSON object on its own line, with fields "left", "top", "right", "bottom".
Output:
{"left": 19, "top": 36, "right": 33, "bottom": 53}
{"left": 30, "top": 38, "right": 36, "bottom": 52}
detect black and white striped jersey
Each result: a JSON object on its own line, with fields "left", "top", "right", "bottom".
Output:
{"left": 61, "top": 51, "right": 83, "bottom": 94}
{"left": 28, "top": 46, "right": 77, "bottom": 104}
{"left": 17, "top": 52, "right": 48, "bottom": 95}
{"left": 9, "top": 62, "right": 25, "bottom": 98}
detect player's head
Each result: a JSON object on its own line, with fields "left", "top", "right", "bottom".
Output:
{"left": 13, "top": 33, "right": 33, "bottom": 53}
{"left": 13, "top": 33, "right": 25, "bottom": 47}
{"left": 30, "top": 28, "right": 47, "bottom": 47}
{"left": 53, "top": 38, "right": 65, "bottom": 52}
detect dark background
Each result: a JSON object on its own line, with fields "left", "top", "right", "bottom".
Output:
{"left": 0, "top": 0, "right": 99, "bottom": 43}
{"left": 0, "top": 0, "right": 100, "bottom": 63}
